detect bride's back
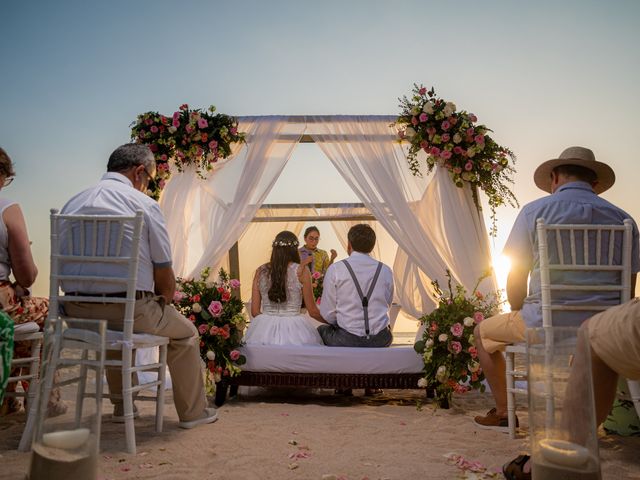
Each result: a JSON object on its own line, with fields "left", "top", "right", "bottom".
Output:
{"left": 258, "top": 262, "right": 302, "bottom": 316}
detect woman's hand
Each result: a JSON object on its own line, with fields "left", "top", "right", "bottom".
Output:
{"left": 330, "top": 249, "right": 337, "bottom": 261}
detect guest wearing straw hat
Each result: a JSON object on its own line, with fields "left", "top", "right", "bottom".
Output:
{"left": 472, "top": 146, "right": 640, "bottom": 431}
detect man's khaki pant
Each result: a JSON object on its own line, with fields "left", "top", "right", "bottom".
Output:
{"left": 65, "top": 295, "right": 206, "bottom": 422}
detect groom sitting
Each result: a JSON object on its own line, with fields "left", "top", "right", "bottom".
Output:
{"left": 318, "top": 224, "right": 394, "bottom": 347}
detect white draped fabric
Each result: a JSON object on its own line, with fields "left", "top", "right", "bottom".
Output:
{"left": 309, "top": 116, "right": 497, "bottom": 318}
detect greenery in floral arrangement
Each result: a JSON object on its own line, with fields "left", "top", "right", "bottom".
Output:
{"left": 414, "top": 270, "right": 503, "bottom": 407}
{"left": 311, "top": 271, "right": 324, "bottom": 305}
{"left": 130, "top": 104, "right": 246, "bottom": 199}
{"left": 395, "top": 84, "right": 518, "bottom": 236}
{"left": 172, "top": 267, "right": 246, "bottom": 393}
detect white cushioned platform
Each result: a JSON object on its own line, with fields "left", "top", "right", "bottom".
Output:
{"left": 240, "top": 344, "right": 423, "bottom": 374}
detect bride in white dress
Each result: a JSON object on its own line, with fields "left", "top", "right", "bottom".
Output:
{"left": 244, "top": 231, "right": 326, "bottom": 345}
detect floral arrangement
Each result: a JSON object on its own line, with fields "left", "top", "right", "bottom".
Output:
{"left": 414, "top": 270, "right": 502, "bottom": 407}
{"left": 131, "top": 104, "right": 245, "bottom": 199}
{"left": 395, "top": 84, "right": 518, "bottom": 235}
{"left": 172, "top": 268, "right": 246, "bottom": 391}
{"left": 311, "top": 271, "right": 324, "bottom": 304}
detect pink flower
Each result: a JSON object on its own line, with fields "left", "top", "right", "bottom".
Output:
{"left": 221, "top": 291, "right": 231, "bottom": 302}
{"left": 420, "top": 140, "right": 429, "bottom": 149}
{"left": 466, "top": 127, "right": 474, "bottom": 136}
{"left": 185, "top": 124, "right": 195, "bottom": 133}
{"left": 229, "top": 279, "right": 241, "bottom": 289}
{"left": 230, "top": 350, "right": 240, "bottom": 361}
{"left": 464, "top": 161, "right": 473, "bottom": 171}
{"left": 312, "top": 271, "right": 322, "bottom": 280}
{"left": 474, "top": 291, "right": 484, "bottom": 300}
{"left": 179, "top": 103, "right": 189, "bottom": 111}
{"left": 172, "top": 111, "right": 181, "bottom": 121}
{"left": 469, "top": 113, "right": 478, "bottom": 122}
{"left": 429, "top": 146, "right": 441, "bottom": 156}
{"left": 430, "top": 322, "right": 438, "bottom": 333}
{"left": 473, "top": 311, "right": 484, "bottom": 323}
{"left": 188, "top": 315, "right": 196, "bottom": 323}
{"left": 197, "top": 118, "right": 208, "bottom": 129}
{"left": 160, "top": 154, "right": 168, "bottom": 161}
{"left": 150, "top": 125, "right": 159, "bottom": 133}
{"left": 173, "top": 290, "right": 186, "bottom": 303}
{"left": 208, "top": 301, "right": 223, "bottom": 317}
{"left": 441, "top": 120, "right": 451, "bottom": 131}
{"left": 198, "top": 324, "right": 208, "bottom": 335}
{"left": 230, "top": 126, "right": 238, "bottom": 135}
{"left": 441, "top": 133, "right": 450, "bottom": 143}
{"left": 148, "top": 144, "right": 158, "bottom": 152}
{"left": 191, "top": 294, "right": 201, "bottom": 302}
{"left": 441, "top": 150, "right": 452, "bottom": 160}
{"left": 419, "top": 113, "right": 428, "bottom": 123}
{"left": 411, "top": 116, "right": 419, "bottom": 126}
{"left": 210, "top": 326, "right": 219, "bottom": 335}
{"left": 208, "top": 140, "right": 218, "bottom": 150}
{"left": 450, "top": 323, "right": 463, "bottom": 337}
{"left": 172, "top": 118, "right": 180, "bottom": 128}
{"left": 474, "top": 134, "right": 485, "bottom": 145}
{"left": 450, "top": 341, "right": 462, "bottom": 354}
{"left": 426, "top": 127, "right": 437, "bottom": 137}
{"left": 453, "top": 167, "right": 462, "bottom": 174}
{"left": 453, "top": 146, "right": 463, "bottom": 155}
{"left": 468, "top": 346, "right": 478, "bottom": 359}
{"left": 418, "top": 87, "right": 427, "bottom": 95}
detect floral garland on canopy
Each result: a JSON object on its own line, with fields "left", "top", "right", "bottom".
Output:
{"left": 172, "top": 268, "right": 246, "bottom": 394}
{"left": 395, "top": 85, "right": 518, "bottom": 235}
{"left": 131, "top": 104, "right": 246, "bottom": 199}
{"left": 414, "top": 270, "right": 503, "bottom": 407}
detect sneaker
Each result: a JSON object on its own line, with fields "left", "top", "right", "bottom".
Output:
{"left": 112, "top": 404, "right": 139, "bottom": 423}
{"left": 473, "top": 408, "right": 518, "bottom": 432}
{"left": 178, "top": 407, "right": 218, "bottom": 429}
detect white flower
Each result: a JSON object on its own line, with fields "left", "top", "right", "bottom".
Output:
{"left": 468, "top": 361, "right": 480, "bottom": 373}
{"left": 467, "top": 148, "right": 476, "bottom": 158}
{"left": 167, "top": 126, "right": 177, "bottom": 134}
{"left": 206, "top": 350, "right": 215, "bottom": 361}
{"left": 417, "top": 378, "right": 429, "bottom": 388}
{"left": 436, "top": 365, "right": 448, "bottom": 382}
{"left": 213, "top": 372, "right": 222, "bottom": 383}
{"left": 438, "top": 333, "right": 448, "bottom": 342}
{"left": 425, "top": 339, "right": 434, "bottom": 349}
{"left": 453, "top": 133, "right": 462, "bottom": 144}
{"left": 443, "top": 102, "right": 456, "bottom": 117}
{"left": 192, "top": 303, "right": 202, "bottom": 313}
{"left": 411, "top": 106, "right": 421, "bottom": 116}
{"left": 405, "top": 126, "right": 417, "bottom": 139}
{"left": 422, "top": 102, "right": 434, "bottom": 114}
{"left": 463, "top": 317, "right": 474, "bottom": 327}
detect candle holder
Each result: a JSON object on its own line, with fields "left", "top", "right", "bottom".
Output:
{"left": 526, "top": 326, "right": 601, "bottom": 480}
{"left": 28, "top": 318, "right": 106, "bottom": 480}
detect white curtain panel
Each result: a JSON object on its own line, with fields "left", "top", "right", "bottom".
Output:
{"left": 159, "top": 116, "right": 305, "bottom": 279}
{"left": 309, "top": 116, "right": 496, "bottom": 318}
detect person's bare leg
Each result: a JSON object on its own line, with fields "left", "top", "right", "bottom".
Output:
{"left": 474, "top": 324, "right": 507, "bottom": 416}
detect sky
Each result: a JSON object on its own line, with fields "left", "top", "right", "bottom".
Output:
{"left": 2, "top": 0, "right": 640, "bottom": 297}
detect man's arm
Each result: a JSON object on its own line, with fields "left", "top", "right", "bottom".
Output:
{"left": 319, "top": 265, "right": 338, "bottom": 324}
{"left": 153, "top": 265, "right": 176, "bottom": 302}
{"left": 506, "top": 263, "right": 529, "bottom": 311}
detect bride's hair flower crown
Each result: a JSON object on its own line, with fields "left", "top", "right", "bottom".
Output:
{"left": 272, "top": 239, "right": 299, "bottom": 247}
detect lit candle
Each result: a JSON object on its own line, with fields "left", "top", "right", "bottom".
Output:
{"left": 42, "top": 428, "right": 90, "bottom": 450}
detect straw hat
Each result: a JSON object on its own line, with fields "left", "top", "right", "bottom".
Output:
{"left": 533, "top": 146, "right": 615, "bottom": 194}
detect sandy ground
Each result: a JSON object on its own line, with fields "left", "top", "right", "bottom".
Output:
{"left": 1, "top": 388, "right": 639, "bottom": 480}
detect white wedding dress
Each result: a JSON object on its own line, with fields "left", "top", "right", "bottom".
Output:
{"left": 244, "top": 263, "right": 323, "bottom": 345}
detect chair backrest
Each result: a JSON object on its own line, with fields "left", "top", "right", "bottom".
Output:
{"left": 48, "top": 209, "right": 144, "bottom": 339}
{"left": 537, "top": 218, "right": 633, "bottom": 328}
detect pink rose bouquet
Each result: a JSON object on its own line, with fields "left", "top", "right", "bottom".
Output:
{"left": 395, "top": 84, "right": 518, "bottom": 236}
{"left": 130, "top": 104, "right": 245, "bottom": 199}
{"left": 173, "top": 267, "right": 246, "bottom": 386}
{"left": 414, "top": 270, "right": 503, "bottom": 407}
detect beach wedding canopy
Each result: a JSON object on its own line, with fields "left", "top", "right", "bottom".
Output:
{"left": 158, "top": 115, "right": 498, "bottom": 320}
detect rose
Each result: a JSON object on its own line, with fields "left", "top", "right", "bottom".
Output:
{"left": 425, "top": 338, "right": 434, "bottom": 349}
{"left": 429, "top": 146, "right": 441, "bottom": 156}
{"left": 312, "top": 271, "right": 322, "bottom": 280}
{"left": 468, "top": 361, "right": 480, "bottom": 373}
{"left": 443, "top": 102, "right": 456, "bottom": 117}
{"left": 417, "top": 377, "right": 429, "bottom": 388}
{"left": 474, "top": 134, "right": 485, "bottom": 145}
{"left": 230, "top": 279, "right": 241, "bottom": 289}
{"left": 208, "top": 300, "right": 223, "bottom": 317}
{"left": 192, "top": 303, "right": 202, "bottom": 313}
{"left": 206, "top": 350, "right": 216, "bottom": 360}
{"left": 410, "top": 106, "right": 421, "bottom": 116}
{"left": 436, "top": 365, "right": 447, "bottom": 382}
{"left": 441, "top": 120, "right": 451, "bottom": 131}
{"left": 450, "top": 323, "right": 463, "bottom": 337}
{"left": 230, "top": 350, "right": 240, "bottom": 361}
{"left": 197, "top": 118, "right": 208, "bottom": 129}
{"left": 418, "top": 87, "right": 427, "bottom": 95}
{"left": 464, "top": 161, "right": 474, "bottom": 171}
{"left": 198, "top": 324, "right": 208, "bottom": 335}
{"left": 192, "top": 294, "right": 201, "bottom": 302}
{"left": 150, "top": 125, "right": 158, "bottom": 133}
{"left": 173, "top": 291, "right": 186, "bottom": 303}
{"left": 473, "top": 311, "right": 484, "bottom": 323}
{"left": 438, "top": 333, "right": 448, "bottom": 342}
{"left": 440, "top": 150, "right": 452, "bottom": 160}
{"left": 404, "top": 126, "right": 417, "bottom": 139}
{"left": 468, "top": 346, "right": 478, "bottom": 359}
{"left": 452, "top": 133, "right": 462, "bottom": 144}
{"left": 441, "top": 133, "right": 450, "bottom": 143}
{"left": 422, "top": 102, "right": 434, "bottom": 114}
{"left": 450, "top": 341, "right": 462, "bottom": 354}
{"left": 221, "top": 291, "right": 231, "bottom": 302}
{"left": 469, "top": 113, "right": 478, "bottom": 122}
{"left": 419, "top": 113, "right": 428, "bottom": 123}
{"left": 463, "top": 317, "right": 474, "bottom": 327}
{"left": 209, "top": 326, "right": 219, "bottom": 335}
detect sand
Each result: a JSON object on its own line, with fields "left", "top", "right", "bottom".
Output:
{"left": 1, "top": 389, "right": 639, "bottom": 480}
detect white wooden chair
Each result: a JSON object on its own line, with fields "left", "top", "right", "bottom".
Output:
{"left": 46, "top": 209, "right": 169, "bottom": 454}
{"left": 505, "top": 218, "right": 634, "bottom": 438}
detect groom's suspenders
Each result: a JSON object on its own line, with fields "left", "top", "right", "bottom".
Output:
{"left": 342, "top": 260, "right": 383, "bottom": 339}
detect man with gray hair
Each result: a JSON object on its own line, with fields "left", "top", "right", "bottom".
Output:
{"left": 61, "top": 144, "right": 217, "bottom": 429}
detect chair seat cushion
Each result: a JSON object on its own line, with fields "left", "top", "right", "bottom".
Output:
{"left": 14, "top": 322, "right": 40, "bottom": 335}
{"left": 106, "top": 330, "right": 170, "bottom": 349}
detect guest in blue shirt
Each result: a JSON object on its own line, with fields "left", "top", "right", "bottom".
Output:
{"left": 473, "top": 146, "right": 640, "bottom": 431}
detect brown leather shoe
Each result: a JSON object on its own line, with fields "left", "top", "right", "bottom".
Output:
{"left": 473, "top": 407, "right": 518, "bottom": 432}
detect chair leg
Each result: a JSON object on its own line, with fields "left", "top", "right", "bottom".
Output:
{"left": 75, "top": 349, "right": 89, "bottom": 427}
{"left": 627, "top": 379, "right": 640, "bottom": 420}
{"left": 505, "top": 350, "right": 517, "bottom": 439}
{"left": 122, "top": 348, "right": 136, "bottom": 455}
{"left": 18, "top": 338, "right": 43, "bottom": 452}
{"left": 155, "top": 345, "right": 167, "bottom": 433}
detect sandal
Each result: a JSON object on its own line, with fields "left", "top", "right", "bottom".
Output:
{"left": 502, "top": 454, "right": 531, "bottom": 480}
